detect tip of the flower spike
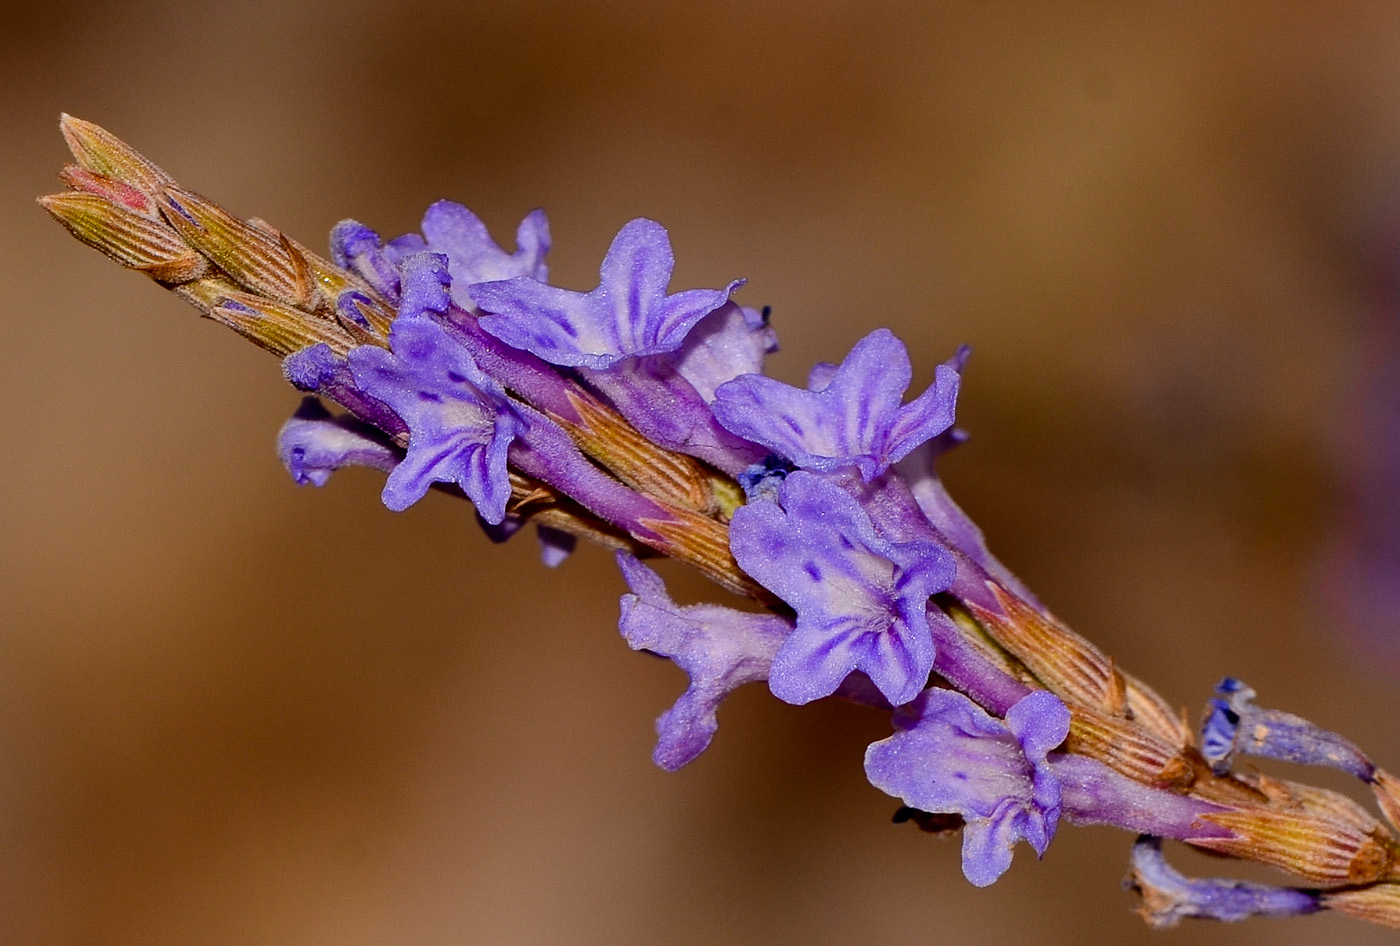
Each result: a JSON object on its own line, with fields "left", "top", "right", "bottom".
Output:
{"left": 38, "top": 190, "right": 206, "bottom": 281}
{"left": 58, "top": 114, "right": 170, "bottom": 197}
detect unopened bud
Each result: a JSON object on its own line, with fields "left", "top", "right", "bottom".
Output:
{"left": 58, "top": 165, "right": 159, "bottom": 219}
{"left": 178, "top": 279, "right": 354, "bottom": 358}
{"left": 159, "top": 185, "right": 317, "bottom": 309}
{"left": 1372, "top": 770, "right": 1400, "bottom": 834}
{"left": 39, "top": 192, "right": 206, "bottom": 283}
{"left": 59, "top": 114, "right": 170, "bottom": 196}
{"left": 1322, "top": 882, "right": 1400, "bottom": 929}
{"left": 1196, "top": 806, "right": 1398, "bottom": 885}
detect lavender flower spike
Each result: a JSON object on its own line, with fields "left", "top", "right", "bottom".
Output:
{"left": 348, "top": 317, "right": 525, "bottom": 523}
{"left": 617, "top": 553, "right": 792, "bottom": 770}
{"left": 276, "top": 397, "right": 398, "bottom": 487}
{"left": 712, "top": 328, "right": 960, "bottom": 482}
{"left": 865, "top": 688, "right": 1070, "bottom": 887}
{"left": 469, "top": 217, "right": 742, "bottom": 370}
{"left": 729, "top": 470, "right": 955, "bottom": 706}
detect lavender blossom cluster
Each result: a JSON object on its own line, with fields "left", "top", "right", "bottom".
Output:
{"left": 278, "top": 203, "right": 1216, "bottom": 887}
{"left": 43, "top": 117, "right": 1400, "bottom": 930}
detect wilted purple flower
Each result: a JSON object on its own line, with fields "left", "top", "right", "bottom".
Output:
{"left": 712, "top": 328, "right": 960, "bottom": 481}
{"left": 348, "top": 317, "right": 525, "bottom": 522}
{"left": 617, "top": 552, "right": 792, "bottom": 770}
{"left": 469, "top": 217, "right": 741, "bottom": 369}
{"left": 1126, "top": 836, "right": 1321, "bottom": 928}
{"left": 864, "top": 688, "right": 1070, "bottom": 887}
{"left": 729, "top": 470, "right": 954, "bottom": 706}
{"left": 276, "top": 397, "right": 398, "bottom": 487}
{"left": 1200, "top": 678, "right": 1375, "bottom": 780}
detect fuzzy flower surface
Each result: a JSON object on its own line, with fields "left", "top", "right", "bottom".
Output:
{"left": 865, "top": 688, "right": 1070, "bottom": 886}
{"left": 712, "top": 328, "right": 959, "bottom": 481}
{"left": 617, "top": 553, "right": 792, "bottom": 770}
{"left": 469, "top": 217, "right": 741, "bottom": 369}
{"left": 276, "top": 398, "right": 398, "bottom": 487}
{"left": 348, "top": 315, "right": 524, "bottom": 522}
{"left": 729, "top": 470, "right": 954, "bottom": 706}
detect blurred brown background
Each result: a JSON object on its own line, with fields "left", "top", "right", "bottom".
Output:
{"left": 5, "top": 1, "right": 1400, "bottom": 943}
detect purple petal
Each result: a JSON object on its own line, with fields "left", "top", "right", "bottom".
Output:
{"left": 276, "top": 397, "right": 398, "bottom": 487}
{"left": 348, "top": 318, "right": 524, "bottom": 523}
{"left": 864, "top": 688, "right": 1069, "bottom": 885}
{"left": 419, "top": 201, "right": 550, "bottom": 309}
{"left": 329, "top": 219, "right": 399, "bottom": 299}
{"left": 616, "top": 553, "right": 791, "bottom": 770}
{"left": 472, "top": 218, "right": 739, "bottom": 369}
{"left": 713, "top": 329, "right": 958, "bottom": 481}
{"left": 396, "top": 252, "right": 452, "bottom": 321}
{"left": 729, "top": 471, "right": 952, "bottom": 705}
{"left": 670, "top": 303, "right": 778, "bottom": 402}
{"left": 536, "top": 525, "right": 576, "bottom": 568}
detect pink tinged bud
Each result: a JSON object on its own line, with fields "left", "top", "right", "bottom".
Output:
{"left": 38, "top": 191, "right": 205, "bottom": 283}
{"left": 58, "top": 113, "right": 171, "bottom": 198}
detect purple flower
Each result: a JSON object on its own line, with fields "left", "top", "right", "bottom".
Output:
{"left": 469, "top": 218, "right": 741, "bottom": 370}
{"left": 329, "top": 206, "right": 548, "bottom": 309}
{"left": 617, "top": 553, "right": 792, "bottom": 771}
{"left": 670, "top": 302, "right": 778, "bottom": 402}
{"left": 864, "top": 688, "right": 1070, "bottom": 887}
{"left": 276, "top": 397, "right": 399, "bottom": 487}
{"left": 1200, "top": 678, "right": 1375, "bottom": 780}
{"left": 417, "top": 201, "right": 550, "bottom": 310}
{"left": 348, "top": 317, "right": 524, "bottom": 522}
{"left": 330, "top": 219, "right": 400, "bottom": 299}
{"left": 712, "top": 328, "right": 960, "bottom": 481}
{"left": 1126, "top": 836, "right": 1320, "bottom": 928}
{"left": 729, "top": 470, "right": 954, "bottom": 706}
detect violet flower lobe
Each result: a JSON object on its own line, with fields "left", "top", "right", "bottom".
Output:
{"left": 417, "top": 200, "right": 550, "bottom": 310}
{"left": 347, "top": 310, "right": 525, "bottom": 523}
{"left": 276, "top": 397, "right": 398, "bottom": 487}
{"left": 617, "top": 553, "right": 792, "bottom": 771}
{"left": 865, "top": 688, "right": 1070, "bottom": 887}
{"left": 468, "top": 217, "right": 741, "bottom": 370}
{"left": 330, "top": 204, "right": 549, "bottom": 308}
{"left": 728, "top": 470, "right": 954, "bottom": 707}
{"left": 711, "top": 327, "right": 960, "bottom": 481}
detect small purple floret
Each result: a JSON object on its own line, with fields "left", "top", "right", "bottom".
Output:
{"left": 348, "top": 318, "right": 524, "bottom": 523}
{"left": 617, "top": 553, "right": 792, "bottom": 770}
{"left": 1200, "top": 678, "right": 1375, "bottom": 780}
{"left": 330, "top": 219, "right": 400, "bottom": 300}
{"left": 864, "top": 688, "right": 1070, "bottom": 887}
{"left": 418, "top": 201, "right": 550, "bottom": 310}
{"left": 276, "top": 397, "right": 399, "bottom": 487}
{"left": 712, "top": 328, "right": 960, "bottom": 482}
{"left": 729, "top": 470, "right": 954, "bottom": 706}
{"left": 470, "top": 217, "right": 741, "bottom": 370}
{"left": 1126, "top": 836, "right": 1321, "bottom": 928}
